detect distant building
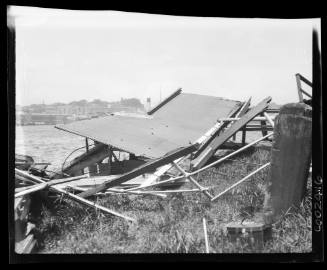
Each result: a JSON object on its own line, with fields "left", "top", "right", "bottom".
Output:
{"left": 18, "top": 97, "right": 146, "bottom": 125}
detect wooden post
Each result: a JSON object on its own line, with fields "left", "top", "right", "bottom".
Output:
{"left": 241, "top": 127, "right": 246, "bottom": 145}
{"left": 232, "top": 97, "right": 251, "bottom": 141}
{"left": 295, "top": 73, "right": 304, "bottom": 102}
{"left": 108, "top": 146, "right": 112, "bottom": 175}
{"left": 260, "top": 112, "right": 268, "bottom": 137}
{"left": 85, "top": 138, "right": 89, "bottom": 152}
{"left": 263, "top": 103, "right": 312, "bottom": 223}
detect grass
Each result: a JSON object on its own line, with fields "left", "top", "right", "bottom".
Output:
{"left": 30, "top": 147, "right": 312, "bottom": 253}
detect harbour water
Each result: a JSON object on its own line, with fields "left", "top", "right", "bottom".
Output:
{"left": 15, "top": 125, "right": 85, "bottom": 172}
{"left": 15, "top": 125, "right": 264, "bottom": 172}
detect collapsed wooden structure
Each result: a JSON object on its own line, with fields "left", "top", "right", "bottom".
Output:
{"left": 14, "top": 73, "right": 312, "bottom": 253}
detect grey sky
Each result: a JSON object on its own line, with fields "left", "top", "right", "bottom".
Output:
{"left": 10, "top": 7, "right": 319, "bottom": 106}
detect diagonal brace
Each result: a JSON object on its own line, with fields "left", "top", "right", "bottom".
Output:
{"left": 172, "top": 161, "right": 213, "bottom": 199}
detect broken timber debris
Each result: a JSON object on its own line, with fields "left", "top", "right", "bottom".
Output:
{"left": 232, "top": 97, "right": 252, "bottom": 141}
{"left": 15, "top": 169, "right": 135, "bottom": 222}
{"left": 15, "top": 175, "right": 87, "bottom": 198}
{"left": 295, "top": 73, "right": 312, "bottom": 104}
{"left": 14, "top": 72, "right": 313, "bottom": 254}
{"left": 211, "top": 163, "right": 271, "bottom": 202}
{"left": 192, "top": 96, "right": 272, "bottom": 170}
{"left": 78, "top": 143, "right": 200, "bottom": 198}
{"left": 55, "top": 90, "right": 242, "bottom": 159}
{"left": 202, "top": 217, "right": 210, "bottom": 253}
{"left": 51, "top": 143, "right": 110, "bottom": 179}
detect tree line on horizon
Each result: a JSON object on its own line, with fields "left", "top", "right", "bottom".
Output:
{"left": 21, "top": 98, "right": 145, "bottom": 110}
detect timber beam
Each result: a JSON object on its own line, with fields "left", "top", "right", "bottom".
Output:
{"left": 192, "top": 97, "right": 272, "bottom": 170}
{"left": 77, "top": 143, "right": 200, "bottom": 198}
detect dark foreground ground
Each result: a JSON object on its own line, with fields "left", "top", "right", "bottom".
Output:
{"left": 31, "top": 148, "right": 312, "bottom": 253}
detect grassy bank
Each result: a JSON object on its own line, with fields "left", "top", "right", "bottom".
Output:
{"left": 31, "top": 147, "right": 312, "bottom": 253}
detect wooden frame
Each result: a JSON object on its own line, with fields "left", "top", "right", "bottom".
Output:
{"left": 232, "top": 97, "right": 252, "bottom": 141}
{"left": 15, "top": 169, "right": 135, "bottom": 222}
{"left": 192, "top": 97, "right": 272, "bottom": 170}
{"left": 295, "top": 73, "right": 312, "bottom": 102}
{"left": 77, "top": 143, "right": 200, "bottom": 198}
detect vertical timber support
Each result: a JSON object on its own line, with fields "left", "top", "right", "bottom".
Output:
{"left": 260, "top": 112, "right": 268, "bottom": 137}
{"left": 108, "top": 146, "right": 112, "bottom": 175}
{"left": 263, "top": 103, "right": 312, "bottom": 223}
{"left": 295, "top": 73, "right": 304, "bottom": 102}
{"left": 85, "top": 138, "right": 89, "bottom": 152}
{"left": 241, "top": 127, "right": 246, "bottom": 145}
{"left": 83, "top": 138, "right": 89, "bottom": 175}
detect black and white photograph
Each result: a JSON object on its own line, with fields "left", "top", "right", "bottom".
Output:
{"left": 8, "top": 6, "right": 323, "bottom": 261}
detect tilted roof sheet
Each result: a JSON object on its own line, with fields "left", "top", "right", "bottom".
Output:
{"left": 56, "top": 92, "right": 241, "bottom": 158}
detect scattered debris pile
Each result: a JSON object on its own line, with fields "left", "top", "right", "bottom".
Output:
{"left": 13, "top": 74, "right": 312, "bottom": 253}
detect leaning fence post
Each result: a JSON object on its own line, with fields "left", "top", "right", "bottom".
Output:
{"left": 263, "top": 103, "right": 312, "bottom": 223}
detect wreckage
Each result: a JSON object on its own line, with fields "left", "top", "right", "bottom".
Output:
{"left": 14, "top": 73, "right": 312, "bottom": 253}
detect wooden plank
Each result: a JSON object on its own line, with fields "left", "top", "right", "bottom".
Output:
{"left": 203, "top": 218, "right": 210, "bottom": 253}
{"left": 211, "top": 163, "right": 270, "bottom": 202}
{"left": 68, "top": 186, "right": 167, "bottom": 198}
{"left": 172, "top": 161, "right": 213, "bottom": 199}
{"left": 126, "top": 175, "right": 187, "bottom": 192}
{"left": 266, "top": 109, "right": 280, "bottom": 113}
{"left": 260, "top": 112, "right": 268, "bottom": 137}
{"left": 300, "top": 88, "right": 312, "bottom": 98}
{"left": 15, "top": 185, "right": 37, "bottom": 193}
{"left": 15, "top": 183, "right": 48, "bottom": 198}
{"left": 15, "top": 174, "right": 37, "bottom": 185}
{"left": 193, "top": 101, "right": 244, "bottom": 158}
{"left": 219, "top": 116, "right": 275, "bottom": 122}
{"left": 15, "top": 175, "right": 87, "bottom": 197}
{"left": 298, "top": 73, "right": 313, "bottom": 87}
{"left": 244, "top": 127, "right": 274, "bottom": 131}
{"left": 77, "top": 143, "right": 200, "bottom": 198}
{"left": 264, "top": 112, "right": 275, "bottom": 127}
{"left": 233, "top": 97, "right": 251, "bottom": 140}
{"left": 15, "top": 169, "right": 135, "bottom": 221}
{"left": 245, "top": 124, "right": 273, "bottom": 128}
{"left": 295, "top": 73, "right": 304, "bottom": 102}
{"left": 15, "top": 234, "right": 36, "bottom": 254}
{"left": 138, "top": 156, "right": 185, "bottom": 188}
{"left": 147, "top": 88, "right": 182, "bottom": 115}
{"left": 192, "top": 97, "right": 272, "bottom": 170}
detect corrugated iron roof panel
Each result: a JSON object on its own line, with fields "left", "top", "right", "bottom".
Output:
{"left": 56, "top": 92, "right": 241, "bottom": 158}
